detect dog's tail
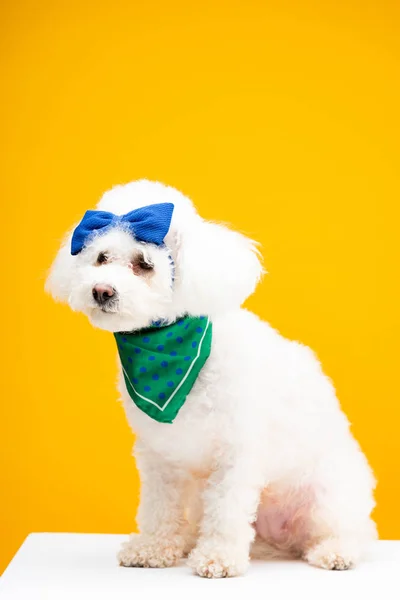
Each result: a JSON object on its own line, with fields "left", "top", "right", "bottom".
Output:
{"left": 251, "top": 534, "right": 299, "bottom": 560}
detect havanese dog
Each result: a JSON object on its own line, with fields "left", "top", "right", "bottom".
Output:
{"left": 46, "top": 180, "right": 376, "bottom": 578}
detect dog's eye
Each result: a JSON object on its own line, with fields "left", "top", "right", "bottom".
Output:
{"left": 138, "top": 257, "right": 154, "bottom": 271}
{"left": 130, "top": 253, "right": 154, "bottom": 275}
{"left": 96, "top": 252, "right": 108, "bottom": 265}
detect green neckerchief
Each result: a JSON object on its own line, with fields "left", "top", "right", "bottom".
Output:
{"left": 114, "top": 316, "right": 212, "bottom": 423}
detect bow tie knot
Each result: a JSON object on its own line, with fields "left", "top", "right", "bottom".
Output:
{"left": 71, "top": 203, "right": 174, "bottom": 255}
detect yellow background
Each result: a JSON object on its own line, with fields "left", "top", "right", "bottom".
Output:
{"left": 1, "top": 0, "right": 400, "bottom": 574}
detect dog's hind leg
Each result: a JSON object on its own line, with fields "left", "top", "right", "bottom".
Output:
{"left": 300, "top": 441, "right": 377, "bottom": 570}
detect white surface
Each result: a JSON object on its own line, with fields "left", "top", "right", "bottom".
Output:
{"left": 1, "top": 534, "right": 399, "bottom": 600}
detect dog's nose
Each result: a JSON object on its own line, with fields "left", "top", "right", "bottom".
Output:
{"left": 92, "top": 284, "right": 116, "bottom": 305}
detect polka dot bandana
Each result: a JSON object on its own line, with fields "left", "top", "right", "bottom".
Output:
{"left": 114, "top": 316, "right": 212, "bottom": 423}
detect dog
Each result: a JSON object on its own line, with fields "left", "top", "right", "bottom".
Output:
{"left": 46, "top": 179, "right": 376, "bottom": 578}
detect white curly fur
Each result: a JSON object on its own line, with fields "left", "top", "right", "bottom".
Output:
{"left": 46, "top": 180, "right": 377, "bottom": 578}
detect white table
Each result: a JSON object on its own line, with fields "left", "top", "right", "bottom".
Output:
{"left": 0, "top": 534, "right": 399, "bottom": 599}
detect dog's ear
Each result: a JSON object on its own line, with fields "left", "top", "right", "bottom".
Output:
{"left": 171, "top": 218, "right": 264, "bottom": 317}
{"left": 45, "top": 231, "right": 77, "bottom": 303}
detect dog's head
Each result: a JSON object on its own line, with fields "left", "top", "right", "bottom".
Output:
{"left": 46, "top": 180, "right": 263, "bottom": 332}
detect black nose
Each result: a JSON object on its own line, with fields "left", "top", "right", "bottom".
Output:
{"left": 92, "top": 284, "right": 116, "bottom": 306}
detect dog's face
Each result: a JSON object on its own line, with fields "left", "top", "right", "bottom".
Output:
{"left": 64, "top": 227, "right": 174, "bottom": 332}
{"left": 46, "top": 180, "right": 263, "bottom": 332}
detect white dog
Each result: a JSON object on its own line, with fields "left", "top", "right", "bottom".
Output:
{"left": 46, "top": 180, "right": 376, "bottom": 578}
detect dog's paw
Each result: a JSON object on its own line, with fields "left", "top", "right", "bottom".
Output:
{"left": 118, "top": 534, "right": 185, "bottom": 568}
{"left": 188, "top": 545, "right": 249, "bottom": 578}
{"left": 304, "top": 539, "right": 357, "bottom": 571}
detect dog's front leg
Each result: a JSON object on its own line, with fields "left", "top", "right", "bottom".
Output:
{"left": 118, "top": 444, "right": 189, "bottom": 568}
{"left": 188, "top": 453, "right": 263, "bottom": 578}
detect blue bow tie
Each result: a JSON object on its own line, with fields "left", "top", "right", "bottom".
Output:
{"left": 71, "top": 203, "right": 174, "bottom": 255}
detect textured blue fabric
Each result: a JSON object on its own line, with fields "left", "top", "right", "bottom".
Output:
{"left": 71, "top": 203, "right": 175, "bottom": 255}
